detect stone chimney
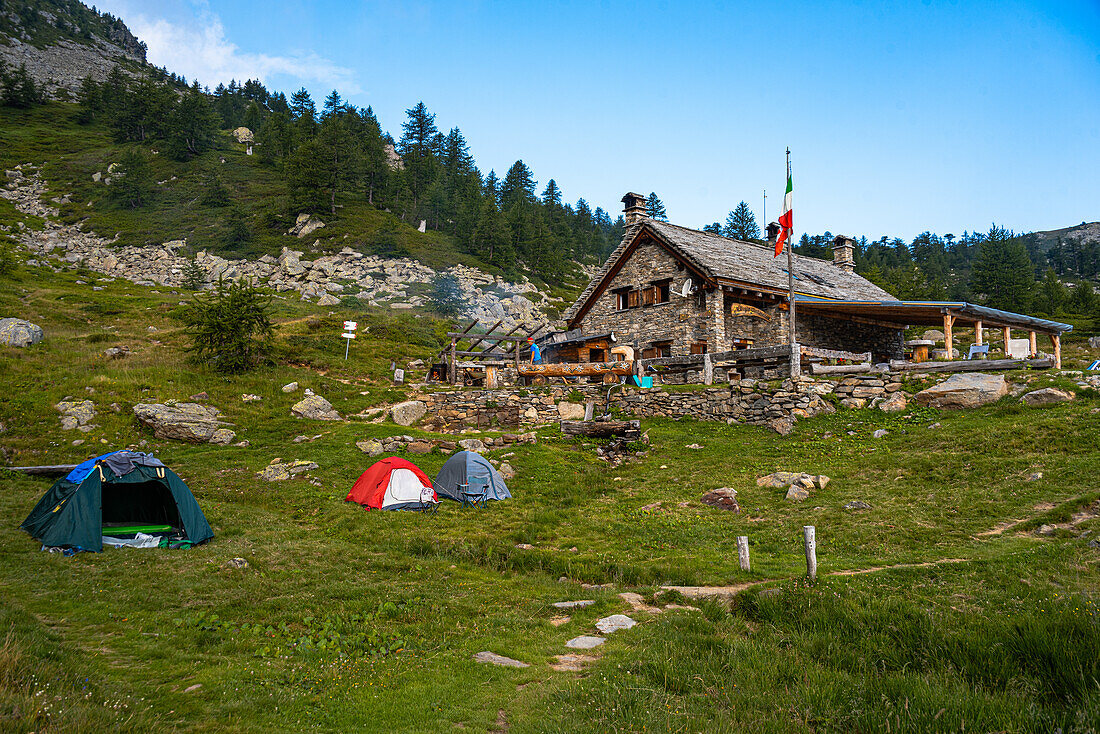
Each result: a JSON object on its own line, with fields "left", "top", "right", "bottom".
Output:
{"left": 831, "top": 235, "right": 856, "bottom": 273}
{"left": 766, "top": 222, "right": 781, "bottom": 246}
{"left": 622, "top": 192, "right": 648, "bottom": 225}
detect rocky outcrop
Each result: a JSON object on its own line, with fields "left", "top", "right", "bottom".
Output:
{"left": 291, "top": 394, "right": 342, "bottom": 421}
{"left": 132, "top": 402, "right": 236, "bottom": 444}
{"left": 287, "top": 213, "right": 325, "bottom": 238}
{"left": 257, "top": 460, "right": 318, "bottom": 481}
{"left": 1020, "top": 387, "right": 1074, "bottom": 406}
{"left": 3, "top": 170, "right": 555, "bottom": 331}
{"left": 390, "top": 400, "right": 426, "bottom": 426}
{"left": 914, "top": 373, "right": 1009, "bottom": 409}
{"left": 0, "top": 318, "right": 43, "bottom": 347}
{"left": 232, "top": 127, "right": 253, "bottom": 143}
{"left": 56, "top": 400, "right": 96, "bottom": 431}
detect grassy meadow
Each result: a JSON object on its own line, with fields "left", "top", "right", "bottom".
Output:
{"left": 1, "top": 261, "right": 1100, "bottom": 732}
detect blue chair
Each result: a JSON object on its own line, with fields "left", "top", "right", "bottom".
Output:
{"left": 459, "top": 483, "right": 486, "bottom": 509}
{"left": 967, "top": 344, "right": 990, "bottom": 360}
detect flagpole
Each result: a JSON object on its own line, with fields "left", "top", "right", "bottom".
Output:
{"left": 786, "top": 147, "right": 799, "bottom": 377}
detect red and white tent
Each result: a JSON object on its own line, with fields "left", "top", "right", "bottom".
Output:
{"left": 346, "top": 458, "right": 436, "bottom": 511}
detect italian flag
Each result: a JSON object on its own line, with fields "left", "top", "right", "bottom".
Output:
{"left": 775, "top": 172, "right": 792, "bottom": 257}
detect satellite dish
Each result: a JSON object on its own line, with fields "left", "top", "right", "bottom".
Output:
{"left": 680, "top": 278, "right": 695, "bottom": 297}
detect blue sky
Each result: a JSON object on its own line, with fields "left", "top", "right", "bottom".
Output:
{"left": 97, "top": 0, "right": 1100, "bottom": 241}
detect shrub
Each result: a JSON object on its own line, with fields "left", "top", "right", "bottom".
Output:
{"left": 108, "top": 148, "right": 153, "bottom": 209}
{"left": 0, "top": 235, "right": 19, "bottom": 276}
{"left": 427, "top": 273, "right": 465, "bottom": 317}
{"left": 182, "top": 278, "right": 273, "bottom": 373}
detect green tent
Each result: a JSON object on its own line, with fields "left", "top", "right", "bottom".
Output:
{"left": 21, "top": 454, "right": 213, "bottom": 553}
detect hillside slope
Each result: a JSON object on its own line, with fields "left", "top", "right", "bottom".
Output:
{"left": 0, "top": 0, "right": 146, "bottom": 98}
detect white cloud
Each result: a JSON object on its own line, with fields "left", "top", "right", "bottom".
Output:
{"left": 120, "top": 7, "right": 359, "bottom": 93}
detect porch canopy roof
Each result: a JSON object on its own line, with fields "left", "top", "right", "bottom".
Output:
{"left": 794, "top": 297, "right": 1073, "bottom": 335}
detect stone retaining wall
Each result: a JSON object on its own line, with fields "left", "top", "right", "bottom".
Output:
{"left": 418, "top": 376, "right": 864, "bottom": 431}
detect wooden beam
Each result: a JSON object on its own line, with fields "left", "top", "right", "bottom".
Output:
{"left": 1029, "top": 330, "right": 1037, "bottom": 359}
{"left": 641, "top": 344, "right": 792, "bottom": 369}
{"left": 434, "top": 319, "right": 478, "bottom": 361}
{"left": 1002, "top": 326, "right": 1011, "bottom": 356}
{"left": 448, "top": 338, "right": 457, "bottom": 384}
{"left": 1053, "top": 333, "right": 1061, "bottom": 370}
{"left": 560, "top": 420, "right": 641, "bottom": 439}
{"left": 889, "top": 357, "right": 1052, "bottom": 373}
{"left": 446, "top": 332, "right": 529, "bottom": 342}
{"left": 943, "top": 312, "right": 955, "bottom": 361}
{"left": 5, "top": 464, "right": 78, "bottom": 477}
{"left": 974, "top": 320, "right": 983, "bottom": 346}
{"left": 800, "top": 345, "right": 872, "bottom": 363}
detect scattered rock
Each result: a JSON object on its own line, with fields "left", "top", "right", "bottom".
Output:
{"left": 232, "top": 126, "right": 253, "bottom": 143}
{"left": 922, "top": 329, "right": 945, "bottom": 342}
{"left": 594, "top": 615, "right": 636, "bottom": 634}
{"left": 639, "top": 501, "right": 664, "bottom": 512}
{"left": 257, "top": 460, "right": 318, "bottom": 481}
{"left": 498, "top": 462, "right": 516, "bottom": 480}
{"left": 407, "top": 441, "right": 433, "bottom": 455}
{"left": 550, "top": 654, "right": 597, "bottom": 672}
{"left": 317, "top": 293, "right": 340, "bottom": 307}
{"left": 281, "top": 382, "right": 299, "bottom": 393}
{"left": 765, "top": 416, "right": 795, "bottom": 435}
{"left": 1037, "top": 524, "right": 1056, "bottom": 536}
{"left": 183, "top": 684, "right": 202, "bottom": 693}
{"left": 224, "top": 557, "right": 249, "bottom": 569}
{"left": 0, "top": 318, "right": 44, "bottom": 347}
{"left": 785, "top": 486, "right": 810, "bottom": 502}
{"left": 844, "top": 500, "right": 872, "bottom": 510}
{"left": 104, "top": 346, "right": 129, "bottom": 359}
{"left": 1026, "top": 472, "right": 1043, "bottom": 481}
{"left": 877, "top": 392, "right": 907, "bottom": 412}
{"left": 390, "top": 400, "right": 427, "bottom": 426}
{"left": 458, "top": 438, "right": 486, "bottom": 452}
{"left": 56, "top": 400, "right": 96, "bottom": 431}
{"left": 241, "top": 394, "right": 262, "bottom": 402}
{"left": 564, "top": 636, "right": 605, "bottom": 650}
{"left": 356, "top": 439, "right": 384, "bottom": 456}
{"left": 552, "top": 600, "right": 595, "bottom": 609}
{"left": 914, "top": 373, "right": 1008, "bottom": 409}
{"left": 618, "top": 592, "right": 662, "bottom": 615}
{"left": 288, "top": 213, "right": 325, "bottom": 238}
{"left": 549, "top": 616, "right": 571, "bottom": 627}
{"left": 291, "top": 394, "right": 342, "bottom": 421}
{"left": 873, "top": 429, "right": 889, "bottom": 439}
{"left": 1020, "top": 387, "right": 1075, "bottom": 407}
{"left": 209, "top": 428, "right": 237, "bottom": 445}
{"left": 839, "top": 397, "right": 867, "bottom": 409}
{"left": 699, "top": 488, "right": 740, "bottom": 512}
{"left": 473, "top": 651, "right": 529, "bottom": 668}
{"left": 132, "top": 402, "right": 234, "bottom": 443}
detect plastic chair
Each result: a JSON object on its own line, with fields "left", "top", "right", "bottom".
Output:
{"left": 419, "top": 487, "right": 439, "bottom": 514}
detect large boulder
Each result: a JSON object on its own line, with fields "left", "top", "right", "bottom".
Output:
{"left": 356, "top": 439, "right": 384, "bottom": 456}
{"left": 877, "top": 392, "right": 907, "bottom": 412}
{"left": 232, "top": 126, "right": 253, "bottom": 143}
{"left": 291, "top": 394, "right": 342, "bottom": 421}
{"left": 1020, "top": 387, "right": 1075, "bottom": 407}
{"left": 391, "top": 400, "right": 426, "bottom": 426}
{"left": 133, "top": 402, "right": 236, "bottom": 443}
{"left": 257, "top": 460, "right": 318, "bottom": 481}
{"left": 914, "top": 373, "right": 1009, "bottom": 409}
{"left": 0, "top": 318, "right": 44, "bottom": 347}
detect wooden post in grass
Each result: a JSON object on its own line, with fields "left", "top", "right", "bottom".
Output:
{"left": 1029, "top": 331, "right": 1037, "bottom": 359}
{"left": 943, "top": 312, "right": 954, "bottom": 360}
{"left": 803, "top": 526, "right": 817, "bottom": 581}
{"left": 1053, "top": 333, "right": 1062, "bottom": 370}
{"left": 737, "top": 536, "right": 751, "bottom": 572}
{"left": 974, "top": 320, "right": 983, "bottom": 346}
{"left": 1002, "top": 326, "right": 1012, "bottom": 356}
{"left": 584, "top": 401, "right": 595, "bottom": 421}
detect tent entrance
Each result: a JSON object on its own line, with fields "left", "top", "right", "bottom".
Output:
{"left": 101, "top": 480, "right": 183, "bottom": 531}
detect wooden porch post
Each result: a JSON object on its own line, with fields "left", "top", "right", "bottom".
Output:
{"left": 974, "top": 320, "right": 983, "bottom": 346}
{"left": 1029, "top": 331, "right": 1037, "bottom": 359}
{"left": 943, "top": 312, "right": 955, "bottom": 360}
{"left": 1052, "top": 333, "right": 1061, "bottom": 370}
{"left": 448, "top": 338, "right": 457, "bottom": 384}
{"left": 1002, "top": 326, "right": 1012, "bottom": 356}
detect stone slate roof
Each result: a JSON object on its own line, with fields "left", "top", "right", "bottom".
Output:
{"left": 564, "top": 219, "right": 895, "bottom": 323}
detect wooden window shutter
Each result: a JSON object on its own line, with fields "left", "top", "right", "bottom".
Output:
{"left": 627, "top": 290, "right": 640, "bottom": 308}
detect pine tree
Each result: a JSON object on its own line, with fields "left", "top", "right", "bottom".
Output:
{"left": 703, "top": 223, "right": 723, "bottom": 234}
{"left": 398, "top": 101, "right": 439, "bottom": 207}
{"left": 183, "top": 278, "right": 273, "bottom": 374}
{"left": 542, "top": 179, "right": 562, "bottom": 211}
{"left": 969, "top": 225, "right": 1035, "bottom": 312}
{"left": 200, "top": 167, "right": 231, "bottom": 207}
{"left": 723, "top": 201, "right": 760, "bottom": 240}
{"left": 109, "top": 148, "right": 153, "bottom": 209}
{"left": 316, "top": 108, "right": 361, "bottom": 214}
{"left": 500, "top": 161, "right": 536, "bottom": 210}
{"left": 75, "top": 75, "right": 101, "bottom": 123}
{"left": 1037, "top": 268, "right": 1067, "bottom": 315}
{"left": 182, "top": 256, "right": 205, "bottom": 290}
{"left": 167, "top": 84, "right": 218, "bottom": 159}
{"left": 321, "top": 89, "right": 344, "bottom": 119}
{"left": 645, "top": 192, "right": 667, "bottom": 221}
{"left": 223, "top": 206, "right": 252, "bottom": 249}
{"left": 1071, "top": 280, "right": 1096, "bottom": 314}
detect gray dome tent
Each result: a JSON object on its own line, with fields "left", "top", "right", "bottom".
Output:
{"left": 433, "top": 450, "right": 512, "bottom": 503}
{"left": 21, "top": 451, "right": 213, "bottom": 552}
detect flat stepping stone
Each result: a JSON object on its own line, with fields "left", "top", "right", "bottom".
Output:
{"left": 618, "top": 592, "right": 662, "bottom": 614}
{"left": 663, "top": 604, "right": 702, "bottom": 612}
{"left": 552, "top": 600, "right": 595, "bottom": 609}
{"left": 473, "top": 651, "right": 530, "bottom": 668}
{"left": 550, "top": 653, "right": 598, "bottom": 672}
{"left": 595, "top": 614, "right": 636, "bottom": 634}
{"left": 549, "top": 615, "right": 571, "bottom": 627}
{"left": 565, "top": 635, "right": 605, "bottom": 649}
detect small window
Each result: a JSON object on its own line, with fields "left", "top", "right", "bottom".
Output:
{"left": 690, "top": 341, "right": 708, "bottom": 355}
{"left": 652, "top": 341, "right": 672, "bottom": 358}
{"left": 641, "top": 347, "right": 657, "bottom": 359}
{"left": 615, "top": 289, "right": 630, "bottom": 311}
{"left": 589, "top": 348, "right": 606, "bottom": 362}
{"left": 642, "top": 286, "right": 656, "bottom": 306}
{"left": 654, "top": 281, "right": 670, "bottom": 303}
{"left": 627, "top": 290, "right": 640, "bottom": 308}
